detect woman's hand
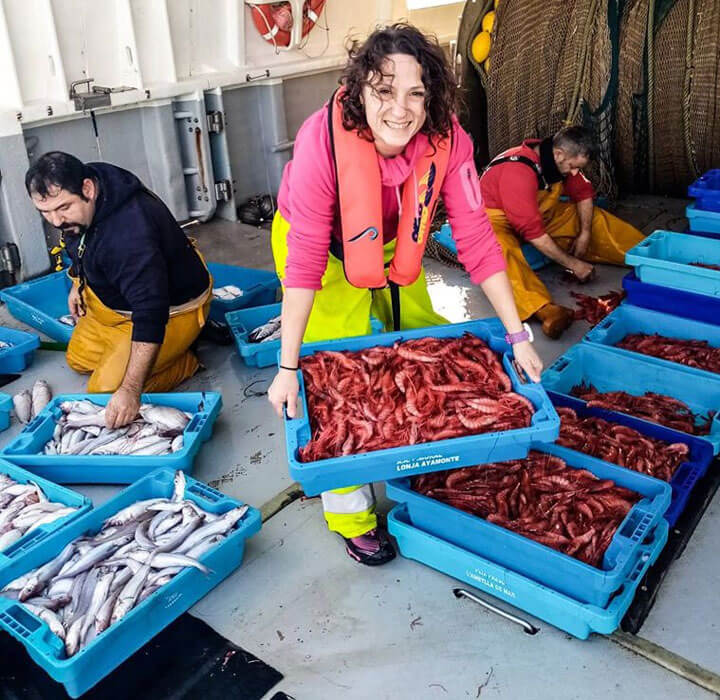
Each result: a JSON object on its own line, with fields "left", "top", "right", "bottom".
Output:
{"left": 512, "top": 340, "right": 543, "bottom": 383}
{"left": 268, "top": 368, "right": 300, "bottom": 418}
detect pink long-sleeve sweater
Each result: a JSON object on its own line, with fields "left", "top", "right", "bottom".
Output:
{"left": 277, "top": 106, "right": 506, "bottom": 289}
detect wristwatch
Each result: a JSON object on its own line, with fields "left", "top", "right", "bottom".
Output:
{"left": 505, "top": 322, "right": 534, "bottom": 346}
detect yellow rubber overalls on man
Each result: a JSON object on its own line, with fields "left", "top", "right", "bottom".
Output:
{"left": 479, "top": 131, "right": 644, "bottom": 337}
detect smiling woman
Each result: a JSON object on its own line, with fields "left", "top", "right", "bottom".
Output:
{"left": 266, "top": 22, "right": 543, "bottom": 566}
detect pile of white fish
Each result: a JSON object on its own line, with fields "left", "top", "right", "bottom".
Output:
{"left": 212, "top": 285, "right": 244, "bottom": 301}
{"left": 58, "top": 315, "right": 76, "bottom": 327}
{"left": 1, "top": 472, "right": 248, "bottom": 657}
{"left": 42, "top": 400, "right": 191, "bottom": 456}
{"left": 0, "top": 340, "right": 13, "bottom": 349}
{"left": 248, "top": 315, "right": 281, "bottom": 343}
{"left": 0, "top": 474, "right": 80, "bottom": 550}
{"left": 13, "top": 380, "right": 52, "bottom": 424}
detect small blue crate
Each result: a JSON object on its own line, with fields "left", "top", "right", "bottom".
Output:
{"left": 1, "top": 392, "right": 222, "bottom": 484}
{"left": 0, "top": 394, "right": 11, "bottom": 432}
{"left": 584, "top": 304, "right": 720, "bottom": 379}
{"left": 207, "top": 262, "right": 280, "bottom": 324}
{"left": 625, "top": 230, "right": 720, "bottom": 297}
{"left": 227, "top": 302, "right": 385, "bottom": 368}
{"left": 285, "top": 318, "right": 560, "bottom": 496}
{"left": 388, "top": 504, "right": 668, "bottom": 640}
{"left": 0, "top": 459, "right": 91, "bottom": 563}
{"left": 386, "top": 445, "right": 671, "bottom": 607}
{"left": 0, "top": 466, "right": 261, "bottom": 698}
{"left": 687, "top": 203, "right": 720, "bottom": 234}
{"left": 0, "top": 327, "right": 40, "bottom": 373}
{"left": 0, "top": 271, "right": 74, "bottom": 343}
{"left": 434, "top": 223, "right": 550, "bottom": 270}
{"left": 542, "top": 342, "right": 720, "bottom": 453}
{"left": 622, "top": 271, "right": 720, "bottom": 325}
{"left": 548, "top": 394, "right": 714, "bottom": 526}
{"left": 688, "top": 169, "right": 720, "bottom": 212}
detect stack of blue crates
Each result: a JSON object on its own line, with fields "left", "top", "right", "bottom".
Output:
{"left": 387, "top": 209, "right": 720, "bottom": 637}
{"left": 687, "top": 169, "right": 720, "bottom": 234}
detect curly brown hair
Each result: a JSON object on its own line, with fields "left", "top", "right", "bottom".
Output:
{"left": 339, "top": 23, "right": 456, "bottom": 143}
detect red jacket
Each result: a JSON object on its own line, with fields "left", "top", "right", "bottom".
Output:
{"left": 479, "top": 139, "right": 594, "bottom": 241}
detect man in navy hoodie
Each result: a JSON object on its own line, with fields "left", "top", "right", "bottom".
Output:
{"left": 25, "top": 151, "right": 212, "bottom": 428}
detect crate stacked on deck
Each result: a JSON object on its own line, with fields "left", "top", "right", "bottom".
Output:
{"left": 686, "top": 169, "right": 720, "bottom": 235}
{"left": 281, "top": 318, "right": 674, "bottom": 639}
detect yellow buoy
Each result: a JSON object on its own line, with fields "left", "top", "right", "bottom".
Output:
{"left": 484, "top": 57, "right": 491, "bottom": 73}
{"left": 471, "top": 31, "right": 491, "bottom": 63}
{"left": 482, "top": 11, "right": 495, "bottom": 33}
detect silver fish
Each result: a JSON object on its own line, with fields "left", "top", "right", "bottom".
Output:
{"left": 260, "top": 327, "right": 282, "bottom": 343}
{"left": 175, "top": 506, "right": 248, "bottom": 554}
{"left": 248, "top": 315, "right": 282, "bottom": 343}
{"left": 171, "top": 435, "right": 184, "bottom": 453}
{"left": 0, "top": 341, "right": 12, "bottom": 349}
{"left": 60, "top": 537, "right": 132, "bottom": 579}
{"left": 24, "top": 603, "right": 66, "bottom": 641}
{"left": 65, "top": 615, "right": 86, "bottom": 656}
{"left": 31, "top": 380, "right": 52, "bottom": 418}
{"left": 0, "top": 529, "right": 22, "bottom": 550}
{"left": 139, "top": 405, "right": 189, "bottom": 432}
{"left": 111, "top": 555, "right": 154, "bottom": 624}
{"left": 105, "top": 499, "right": 167, "bottom": 528}
{"left": 12, "top": 390, "right": 32, "bottom": 424}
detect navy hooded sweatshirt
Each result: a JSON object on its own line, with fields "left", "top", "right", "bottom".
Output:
{"left": 63, "top": 163, "right": 210, "bottom": 345}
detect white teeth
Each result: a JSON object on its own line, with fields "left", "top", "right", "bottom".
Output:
{"left": 385, "top": 121, "right": 411, "bottom": 130}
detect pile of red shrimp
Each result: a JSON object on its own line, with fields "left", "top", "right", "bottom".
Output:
{"left": 298, "top": 335, "right": 534, "bottom": 462}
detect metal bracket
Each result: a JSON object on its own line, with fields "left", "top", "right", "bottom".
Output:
{"left": 206, "top": 111, "right": 224, "bottom": 134}
{"left": 214, "top": 180, "right": 232, "bottom": 202}
{"left": 69, "top": 78, "right": 136, "bottom": 112}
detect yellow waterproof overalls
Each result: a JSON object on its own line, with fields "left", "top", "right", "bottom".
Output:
{"left": 272, "top": 211, "right": 447, "bottom": 537}
{"left": 66, "top": 247, "right": 212, "bottom": 393}
{"left": 486, "top": 182, "right": 644, "bottom": 320}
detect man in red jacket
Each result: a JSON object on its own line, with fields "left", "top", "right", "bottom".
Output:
{"left": 480, "top": 126, "right": 643, "bottom": 338}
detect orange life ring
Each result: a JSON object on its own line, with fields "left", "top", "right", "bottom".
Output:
{"left": 250, "top": 1, "right": 326, "bottom": 49}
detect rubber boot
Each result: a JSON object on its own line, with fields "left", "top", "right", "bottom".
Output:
{"left": 534, "top": 303, "right": 574, "bottom": 340}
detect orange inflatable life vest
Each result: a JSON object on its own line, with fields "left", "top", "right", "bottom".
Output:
{"left": 328, "top": 88, "right": 452, "bottom": 289}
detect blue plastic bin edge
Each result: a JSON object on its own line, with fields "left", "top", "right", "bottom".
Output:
{"left": 388, "top": 505, "right": 668, "bottom": 639}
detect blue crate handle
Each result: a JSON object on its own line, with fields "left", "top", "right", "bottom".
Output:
{"left": 0, "top": 599, "right": 65, "bottom": 658}
{"left": 547, "top": 356, "right": 570, "bottom": 374}
{"left": 22, "top": 415, "right": 44, "bottom": 434}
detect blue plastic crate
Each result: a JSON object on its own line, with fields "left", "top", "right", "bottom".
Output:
{"left": 622, "top": 271, "right": 720, "bottom": 325}
{"left": 285, "top": 318, "right": 560, "bottom": 496}
{"left": 0, "top": 458, "right": 91, "bottom": 563}
{"left": 227, "top": 302, "right": 385, "bottom": 369}
{"left": 687, "top": 203, "right": 720, "bottom": 234}
{"left": 625, "top": 230, "right": 720, "bottom": 297}
{"left": 0, "top": 327, "right": 40, "bottom": 373}
{"left": 207, "top": 262, "right": 280, "bottom": 324}
{"left": 542, "top": 342, "right": 720, "bottom": 454}
{"left": 1, "top": 392, "right": 222, "bottom": 484}
{"left": 584, "top": 304, "right": 720, "bottom": 380}
{"left": 388, "top": 504, "right": 668, "bottom": 640}
{"left": 688, "top": 169, "right": 720, "bottom": 212}
{"left": 0, "top": 271, "right": 74, "bottom": 343}
{"left": 548, "top": 393, "right": 714, "bottom": 526}
{"left": 0, "top": 466, "right": 261, "bottom": 698}
{"left": 386, "top": 445, "right": 671, "bottom": 607}
{"left": 0, "top": 394, "right": 11, "bottom": 432}
{"left": 434, "top": 223, "right": 550, "bottom": 271}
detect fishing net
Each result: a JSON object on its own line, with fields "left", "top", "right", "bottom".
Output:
{"left": 614, "top": 0, "right": 649, "bottom": 192}
{"left": 480, "top": 0, "right": 618, "bottom": 198}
